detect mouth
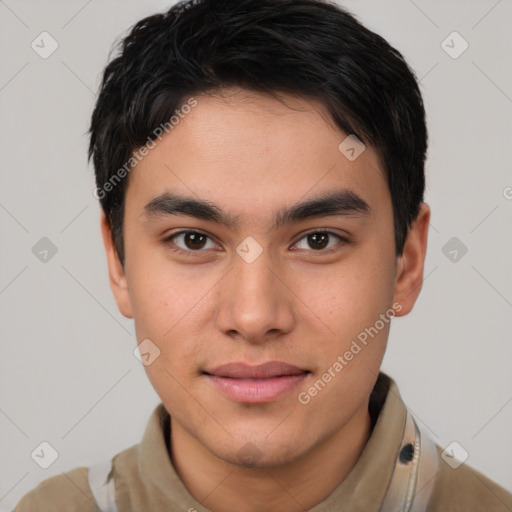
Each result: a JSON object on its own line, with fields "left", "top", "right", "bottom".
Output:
{"left": 203, "top": 361, "right": 311, "bottom": 403}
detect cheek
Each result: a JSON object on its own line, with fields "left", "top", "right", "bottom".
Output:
{"left": 129, "top": 278, "right": 173, "bottom": 341}
{"left": 287, "top": 249, "right": 396, "bottom": 382}
{"left": 126, "top": 249, "right": 205, "bottom": 338}
{"left": 294, "top": 256, "right": 394, "bottom": 332}
{"left": 126, "top": 258, "right": 212, "bottom": 370}
{"left": 134, "top": 287, "right": 204, "bottom": 408}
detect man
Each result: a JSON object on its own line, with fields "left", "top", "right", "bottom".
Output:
{"left": 14, "top": 0, "right": 512, "bottom": 510}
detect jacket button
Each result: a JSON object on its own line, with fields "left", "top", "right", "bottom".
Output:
{"left": 399, "top": 443, "right": 414, "bottom": 464}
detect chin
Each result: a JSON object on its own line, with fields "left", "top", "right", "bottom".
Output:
{"left": 212, "top": 437, "right": 310, "bottom": 469}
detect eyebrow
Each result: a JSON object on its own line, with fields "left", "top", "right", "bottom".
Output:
{"left": 143, "top": 190, "right": 372, "bottom": 230}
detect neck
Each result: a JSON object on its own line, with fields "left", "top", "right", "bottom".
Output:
{"left": 169, "top": 402, "right": 372, "bottom": 512}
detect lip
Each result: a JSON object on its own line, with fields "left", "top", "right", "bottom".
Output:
{"left": 203, "top": 361, "right": 310, "bottom": 403}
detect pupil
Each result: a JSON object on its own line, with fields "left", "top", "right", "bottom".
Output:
{"left": 185, "top": 233, "right": 206, "bottom": 250}
{"left": 308, "top": 233, "right": 328, "bottom": 250}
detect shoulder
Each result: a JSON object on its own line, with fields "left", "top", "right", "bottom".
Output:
{"left": 13, "top": 466, "right": 97, "bottom": 512}
{"left": 428, "top": 445, "right": 512, "bottom": 512}
{"left": 13, "top": 444, "right": 140, "bottom": 511}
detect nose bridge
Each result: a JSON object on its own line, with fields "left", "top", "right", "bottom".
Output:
{"left": 234, "top": 250, "right": 276, "bottom": 300}
{"left": 215, "top": 247, "right": 294, "bottom": 342}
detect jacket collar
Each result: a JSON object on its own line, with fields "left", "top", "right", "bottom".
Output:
{"left": 136, "top": 372, "right": 429, "bottom": 511}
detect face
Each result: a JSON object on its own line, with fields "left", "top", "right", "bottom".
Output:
{"left": 102, "top": 88, "right": 429, "bottom": 468}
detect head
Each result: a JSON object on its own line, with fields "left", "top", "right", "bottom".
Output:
{"left": 90, "top": 0, "right": 430, "bottom": 467}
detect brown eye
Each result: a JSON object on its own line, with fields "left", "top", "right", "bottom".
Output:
{"left": 183, "top": 232, "right": 207, "bottom": 250}
{"left": 294, "top": 231, "right": 344, "bottom": 251}
{"left": 168, "top": 231, "right": 217, "bottom": 252}
{"left": 307, "top": 232, "right": 329, "bottom": 250}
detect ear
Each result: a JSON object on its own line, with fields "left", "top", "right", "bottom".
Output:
{"left": 392, "top": 203, "right": 431, "bottom": 316}
{"left": 100, "top": 212, "right": 133, "bottom": 319}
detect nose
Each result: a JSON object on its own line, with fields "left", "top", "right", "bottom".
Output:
{"left": 215, "top": 249, "right": 295, "bottom": 345}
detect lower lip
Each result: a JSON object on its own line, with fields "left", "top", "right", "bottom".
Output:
{"left": 205, "top": 373, "right": 308, "bottom": 403}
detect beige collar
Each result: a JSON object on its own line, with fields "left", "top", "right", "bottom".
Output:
{"left": 124, "top": 372, "right": 438, "bottom": 511}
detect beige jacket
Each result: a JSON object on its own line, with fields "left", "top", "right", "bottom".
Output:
{"left": 14, "top": 373, "right": 512, "bottom": 511}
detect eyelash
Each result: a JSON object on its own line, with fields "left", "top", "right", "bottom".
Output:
{"left": 163, "top": 229, "right": 349, "bottom": 257}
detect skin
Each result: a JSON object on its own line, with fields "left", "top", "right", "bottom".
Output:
{"left": 101, "top": 87, "right": 430, "bottom": 512}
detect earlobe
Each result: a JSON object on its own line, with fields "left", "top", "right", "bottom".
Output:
{"left": 393, "top": 203, "right": 431, "bottom": 316}
{"left": 100, "top": 212, "right": 133, "bottom": 319}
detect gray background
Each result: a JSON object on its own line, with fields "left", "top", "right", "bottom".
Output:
{"left": 1, "top": 0, "right": 511, "bottom": 508}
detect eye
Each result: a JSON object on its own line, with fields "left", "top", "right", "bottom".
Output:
{"left": 164, "top": 229, "right": 347, "bottom": 256}
{"left": 165, "top": 230, "right": 219, "bottom": 253}
{"left": 293, "top": 230, "right": 346, "bottom": 252}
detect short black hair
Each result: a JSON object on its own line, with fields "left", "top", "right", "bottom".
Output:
{"left": 89, "top": 0, "right": 427, "bottom": 264}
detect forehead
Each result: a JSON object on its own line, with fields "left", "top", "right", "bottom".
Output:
{"left": 125, "top": 88, "right": 389, "bottom": 225}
